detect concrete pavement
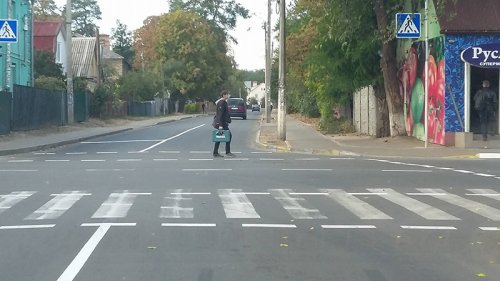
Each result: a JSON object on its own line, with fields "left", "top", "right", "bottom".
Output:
{"left": 1, "top": 111, "right": 500, "bottom": 158}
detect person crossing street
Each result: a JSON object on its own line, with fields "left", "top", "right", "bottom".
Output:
{"left": 212, "top": 90, "right": 235, "bottom": 157}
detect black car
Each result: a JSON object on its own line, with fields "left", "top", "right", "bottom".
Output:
{"left": 227, "top": 98, "right": 247, "bottom": 119}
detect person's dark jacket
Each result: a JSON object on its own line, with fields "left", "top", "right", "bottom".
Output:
{"left": 214, "top": 99, "right": 231, "bottom": 128}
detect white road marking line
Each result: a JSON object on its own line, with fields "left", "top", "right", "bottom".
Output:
{"left": 473, "top": 173, "right": 496, "bottom": 177}
{"left": 289, "top": 193, "right": 329, "bottom": 195}
{"left": 161, "top": 190, "right": 194, "bottom": 218}
{"left": 116, "top": 159, "right": 142, "bottom": 162}
{"left": 406, "top": 193, "right": 447, "bottom": 196}
{"left": 348, "top": 192, "right": 387, "bottom": 195}
{"left": 33, "top": 152, "right": 56, "bottom": 155}
{"left": 252, "top": 151, "right": 273, "bottom": 154}
{"left": 0, "top": 191, "right": 36, "bottom": 214}
{"left": 92, "top": 192, "right": 150, "bottom": 218}
{"left": 466, "top": 189, "right": 500, "bottom": 201}
{"left": 436, "top": 167, "right": 453, "bottom": 170}
{"left": 188, "top": 159, "right": 213, "bottom": 161}
{"left": 58, "top": 223, "right": 136, "bottom": 281}
{"left": 170, "top": 192, "right": 211, "bottom": 195}
{"left": 85, "top": 169, "right": 135, "bottom": 172}
{"left": 0, "top": 169, "right": 38, "bottom": 172}
{"left": 25, "top": 191, "right": 91, "bottom": 220}
{"left": 479, "top": 227, "right": 500, "bottom": 231}
{"left": 66, "top": 152, "right": 87, "bottom": 155}
{"left": 418, "top": 188, "right": 500, "bottom": 221}
{"left": 242, "top": 224, "right": 297, "bottom": 228}
{"left": 140, "top": 124, "right": 205, "bottom": 152}
{"left": 454, "top": 170, "right": 474, "bottom": 174}
{"left": 7, "top": 160, "right": 34, "bottom": 163}
{"left": 81, "top": 160, "right": 106, "bottom": 162}
{"left": 0, "top": 224, "right": 55, "bottom": 230}
{"left": 182, "top": 169, "right": 232, "bottom": 171}
{"left": 224, "top": 158, "right": 249, "bottom": 161}
{"left": 270, "top": 189, "right": 327, "bottom": 219}
{"left": 45, "top": 160, "right": 70, "bottom": 162}
{"left": 368, "top": 188, "right": 460, "bottom": 220}
{"left": 321, "top": 189, "right": 392, "bottom": 220}
{"left": 219, "top": 189, "right": 261, "bottom": 218}
{"left": 401, "top": 225, "right": 457, "bottom": 230}
{"left": 96, "top": 152, "right": 117, "bottom": 154}
{"left": 321, "top": 225, "right": 376, "bottom": 229}
{"left": 282, "top": 169, "right": 332, "bottom": 171}
{"left": 382, "top": 170, "right": 432, "bottom": 172}
{"left": 496, "top": 177, "right": 500, "bottom": 180}
{"left": 161, "top": 223, "right": 216, "bottom": 227}
{"left": 330, "top": 158, "right": 355, "bottom": 160}
{"left": 82, "top": 140, "right": 161, "bottom": 144}
{"left": 153, "top": 158, "right": 179, "bottom": 161}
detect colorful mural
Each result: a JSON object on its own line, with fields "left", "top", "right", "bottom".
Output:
{"left": 399, "top": 38, "right": 446, "bottom": 144}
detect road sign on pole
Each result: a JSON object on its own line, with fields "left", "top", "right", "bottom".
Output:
{"left": 396, "top": 13, "right": 421, "bottom": 39}
{"left": 0, "top": 20, "right": 18, "bottom": 43}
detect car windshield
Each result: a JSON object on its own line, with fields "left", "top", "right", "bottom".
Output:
{"left": 228, "top": 99, "right": 245, "bottom": 106}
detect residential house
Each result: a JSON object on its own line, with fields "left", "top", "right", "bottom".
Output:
{"left": 33, "top": 20, "right": 67, "bottom": 74}
{"left": 99, "top": 34, "right": 130, "bottom": 80}
{"left": 72, "top": 36, "right": 103, "bottom": 91}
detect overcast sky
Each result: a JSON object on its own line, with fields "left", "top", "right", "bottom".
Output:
{"left": 54, "top": 0, "right": 274, "bottom": 70}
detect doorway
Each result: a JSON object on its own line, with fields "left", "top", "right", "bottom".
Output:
{"left": 469, "top": 66, "right": 499, "bottom": 135}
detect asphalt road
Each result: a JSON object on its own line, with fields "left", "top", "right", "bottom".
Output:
{"left": 1, "top": 110, "right": 499, "bottom": 281}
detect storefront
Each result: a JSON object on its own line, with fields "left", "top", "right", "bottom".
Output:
{"left": 397, "top": 0, "right": 500, "bottom": 147}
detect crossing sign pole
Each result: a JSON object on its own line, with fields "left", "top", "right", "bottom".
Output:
{"left": 1, "top": 19, "right": 17, "bottom": 93}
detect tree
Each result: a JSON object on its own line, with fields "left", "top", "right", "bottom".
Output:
{"left": 168, "top": 0, "right": 250, "bottom": 32}
{"left": 156, "top": 10, "right": 232, "bottom": 100}
{"left": 117, "top": 71, "right": 160, "bottom": 101}
{"left": 33, "top": 0, "right": 61, "bottom": 20}
{"left": 71, "top": 0, "right": 102, "bottom": 36}
{"left": 34, "top": 50, "right": 64, "bottom": 80}
{"left": 133, "top": 16, "right": 162, "bottom": 70}
{"left": 111, "top": 20, "right": 134, "bottom": 64}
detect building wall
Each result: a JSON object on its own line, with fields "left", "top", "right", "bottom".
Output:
{"left": 353, "top": 86, "right": 383, "bottom": 137}
{"left": 444, "top": 34, "right": 500, "bottom": 133}
{"left": 56, "top": 31, "right": 67, "bottom": 74}
{"left": 0, "top": 0, "right": 33, "bottom": 90}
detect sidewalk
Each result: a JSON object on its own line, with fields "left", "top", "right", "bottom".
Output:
{"left": 1, "top": 112, "right": 499, "bottom": 159}
{"left": 0, "top": 114, "right": 204, "bottom": 156}
{"left": 257, "top": 113, "right": 500, "bottom": 159}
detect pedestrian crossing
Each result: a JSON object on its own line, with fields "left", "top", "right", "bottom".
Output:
{"left": 1, "top": 189, "right": 499, "bottom": 226}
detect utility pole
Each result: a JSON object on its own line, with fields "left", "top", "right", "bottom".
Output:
{"left": 424, "top": 0, "right": 429, "bottom": 148}
{"left": 277, "top": 0, "right": 286, "bottom": 140}
{"left": 66, "top": 0, "right": 74, "bottom": 123}
{"left": 265, "top": 0, "right": 272, "bottom": 123}
{"left": 5, "top": 0, "right": 13, "bottom": 93}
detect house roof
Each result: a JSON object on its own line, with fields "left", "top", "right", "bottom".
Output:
{"left": 103, "top": 48, "right": 124, "bottom": 60}
{"left": 439, "top": 0, "right": 500, "bottom": 34}
{"left": 72, "top": 37, "right": 98, "bottom": 78}
{"left": 33, "top": 20, "right": 65, "bottom": 53}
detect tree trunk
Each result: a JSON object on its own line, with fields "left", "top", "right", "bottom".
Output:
{"left": 373, "top": 0, "right": 406, "bottom": 136}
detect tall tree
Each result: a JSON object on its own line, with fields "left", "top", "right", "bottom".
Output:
{"left": 133, "top": 16, "right": 162, "bottom": 70}
{"left": 168, "top": 0, "right": 249, "bottom": 41}
{"left": 71, "top": 0, "right": 102, "bottom": 36}
{"left": 33, "top": 0, "right": 61, "bottom": 20}
{"left": 111, "top": 20, "right": 134, "bottom": 64}
{"left": 156, "top": 10, "right": 232, "bottom": 99}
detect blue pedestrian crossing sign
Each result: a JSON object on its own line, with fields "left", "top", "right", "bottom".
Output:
{"left": 0, "top": 20, "right": 18, "bottom": 43}
{"left": 396, "top": 13, "right": 421, "bottom": 39}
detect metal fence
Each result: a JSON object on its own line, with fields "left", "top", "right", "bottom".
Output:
{"left": 11, "top": 85, "right": 67, "bottom": 131}
{"left": 0, "top": 92, "right": 11, "bottom": 135}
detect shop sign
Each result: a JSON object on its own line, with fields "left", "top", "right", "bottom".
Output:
{"left": 461, "top": 43, "right": 500, "bottom": 68}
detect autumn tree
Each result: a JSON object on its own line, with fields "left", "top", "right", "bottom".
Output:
{"left": 33, "top": 0, "right": 61, "bottom": 20}
{"left": 133, "top": 16, "right": 162, "bottom": 70}
{"left": 156, "top": 10, "right": 232, "bottom": 100}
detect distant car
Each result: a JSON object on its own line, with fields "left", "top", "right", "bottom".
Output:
{"left": 251, "top": 104, "right": 260, "bottom": 112}
{"left": 227, "top": 98, "right": 247, "bottom": 119}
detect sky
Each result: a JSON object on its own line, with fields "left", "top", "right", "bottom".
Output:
{"left": 54, "top": 0, "right": 275, "bottom": 70}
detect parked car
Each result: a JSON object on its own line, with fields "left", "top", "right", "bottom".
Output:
{"left": 227, "top": 98, "right": 247, "bottom": 119}
{"left": 251, "top": 104, "right": 260, "bottom": 112}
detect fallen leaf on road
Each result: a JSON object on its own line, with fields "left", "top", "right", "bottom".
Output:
{"left": 476, "top": 273, "right": 487, "bottom": 277}
{"left": 147, "top": 246, "right": 157, "bottom": 250}
{"left": 280, "top": 244, "right": 289, "bottom": 248}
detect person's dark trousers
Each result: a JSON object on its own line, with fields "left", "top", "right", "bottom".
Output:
{"left": 480, "top": 110, "right": 493, "bottom": 140}
{"left": 213, "top": 127, "right": 231, "bottom": 154}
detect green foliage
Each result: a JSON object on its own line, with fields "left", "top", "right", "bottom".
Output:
{"left": 117, "top": 71, "right": 160, "bottom": 101}
{"left": 320, "top": 118, "right": 356, "bottom": 135}
{"left": 73, "top": 77, "right": 89, "bottom": 94}
{"left": 34, "top": 76, "right": 66, "bottom": 91}
{"left": 71, "top": 0, "right": 102, "bottom": 36}
{"left": 183, "top": 103, "right": 199, "bottom": 113}
{"left": 33, "top": 0, "right": 61, "bottom": 20}
{"left": 248, "top": 97, "right": 258, "bottom": 105}
{"left": 111, "top": 20, "right": 135, "bottom": 65}
{"left": 240, "top": 69, "right": 264, "bottom": 83}
{"left": 156, "top": 10, "right": 232, "bottom": 100}
{"left": 90, "top": 81, "right": 117, "bottom": 117}
{"left": 34, "top": 51, "right": 64, "bottom": 80}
